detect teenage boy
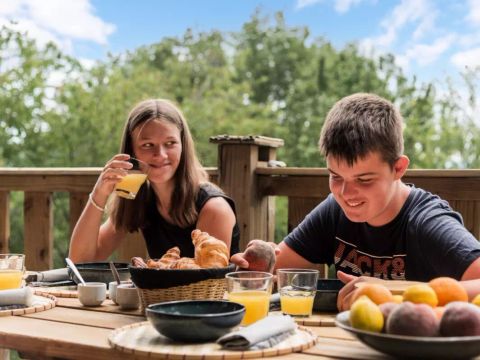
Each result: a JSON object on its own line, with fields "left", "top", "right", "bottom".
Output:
{"left": 231, "top": 93, "right": 480, "bottom": 310}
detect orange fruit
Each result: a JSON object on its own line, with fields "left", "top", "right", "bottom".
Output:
{"left": 428, "top": 277, "right": 468, "bottom": 306}
{"left": 351, "top": 283, "right": 394, "bottom": 306}
{"left": 472, "top": 294, "right": 480, "bottom": 306}
{"left": 402, "top": 284, "right": 438, "bottom": 307}
{"left": 392, "top": 295, "right": 403, "bottom": 304}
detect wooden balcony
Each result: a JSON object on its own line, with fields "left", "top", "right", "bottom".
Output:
{"left": 2, "top": 135, "right": 480, "bottom": 271}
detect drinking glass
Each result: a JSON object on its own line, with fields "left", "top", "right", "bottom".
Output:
{"left": 0, "top": 254, "right": 25, "bottom": 290}
{"left": 226, "top": 271, "right": 273, "bottom": 326}
{"left": 114, "top": 158, "right": 149, "bottom": 200}
{"left": 277, "top": 269, "right": 319, "bottom": 317}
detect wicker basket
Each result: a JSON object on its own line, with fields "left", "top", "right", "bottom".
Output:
{"left": 129, "top": 264, "right": 235, "bottom": 313}
{"left": 136, "top": 277, "right": 227, "bottom": 312}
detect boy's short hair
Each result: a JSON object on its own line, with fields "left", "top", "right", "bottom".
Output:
{"left": 319, "top": 93, "right": 404, "bottom": 167}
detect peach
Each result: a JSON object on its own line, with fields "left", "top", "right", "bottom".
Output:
{"left": 386, "top": 301, "right": 439, "bottom": 337}
{"left": 440, "top": 302, "right": 480, "bottom": 337}
{"left": 243, "top": 240, "right": 276, "bottom": 272}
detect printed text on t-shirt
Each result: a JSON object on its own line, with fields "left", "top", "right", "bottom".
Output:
{"left": 334, "top": 238, "right": 406, "bottom": 280}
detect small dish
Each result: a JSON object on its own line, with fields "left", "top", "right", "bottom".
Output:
{"left": 313, "top": 279, "right": 343, "bottom": 312}
{"left": 146, "top": 300, "right": 245, "bottom": 342}
{"left": 335, "top": 311, "right": 480, "bottom": 359}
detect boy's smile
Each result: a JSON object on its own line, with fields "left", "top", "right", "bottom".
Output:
{"left": 327, "top": 151, "right": 410, "bottom": 227}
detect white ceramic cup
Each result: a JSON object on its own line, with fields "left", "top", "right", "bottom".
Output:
{"left": 108, "top": 281, "right": 131, "bottom": 304}
{"left": 78, "top": 282, "right": 106, "bottom": 307}
{"left": 116, "top": 284, "right": 140, "bottom": 310}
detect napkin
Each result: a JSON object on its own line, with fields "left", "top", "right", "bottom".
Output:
{"left": 0, "top": 287, "right": 34, "bottom": 307}
{"left": 26, "top": 268, "right": 69, "bottom": 283}
{"left": 217, "top": 315, "right": 296, "bottom": 350}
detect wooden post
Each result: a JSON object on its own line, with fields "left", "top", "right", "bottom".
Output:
{"left": 69, "top": 192, "right": 89, "bottom": 237}
{"left": 24, "top": 192, "right": 53, "bottom": 270}
{"left": 210, "top": 135, "right": 284, "bottom": 250}
{"left": 0, "top": 192, "right": 9, "bottom": 253}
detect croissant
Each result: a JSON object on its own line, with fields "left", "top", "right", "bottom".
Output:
{"left": 131, "top": 257, "right": 148, "bottom": 268}
{"left": 191, "top": 229, "right": 229, "bottom": 268}
{"left": 146, "top": 246, "right": 181, "bottom": 269}
{"left": 170, "top": 257, "right": 201, "bottom": 269}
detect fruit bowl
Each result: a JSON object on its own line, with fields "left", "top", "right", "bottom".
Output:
{"left": 335, "top": 311, "right": 480, "bottom": 359}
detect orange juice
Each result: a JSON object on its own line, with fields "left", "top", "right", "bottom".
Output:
{"left": 0, "top": 270, "right": 23, "bottom": 290}
{"left": 280, "top": 290, "right": 315, "bottom": 316}
{"left": 228, "top": 290, "right": 270, "bottom": 325}
{"left": 115, "top": 173, "right": 147, "bottom": 199}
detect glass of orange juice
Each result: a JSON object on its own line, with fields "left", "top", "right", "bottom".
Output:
{"left": 114, "top": 157, "right": 149, "bottom": 200}
{"left": 226, "top": 271, "right": 273, "bottom": 326}
{"left": 277, "top": 269, "right": 319, "bottom": 317}
{"left": 0, "top": 254, "right": 25, "bottom": 290}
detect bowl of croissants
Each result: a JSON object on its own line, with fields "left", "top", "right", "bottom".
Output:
{"left": 129, "top": 229, "right": 235, "bottom": 310}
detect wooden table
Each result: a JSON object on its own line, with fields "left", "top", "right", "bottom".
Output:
{"left": 0, "top": 295, "right": 390, "bottom": 359}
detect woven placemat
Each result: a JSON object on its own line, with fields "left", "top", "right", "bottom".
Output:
{"left": 0, "top": 291, "right": 57, "bottom": 317}
{"left": 109, "top": 321, "right": 317, "bottom": 359}
{"left": 34, "top": 286, "right": 78, "bottom": 298}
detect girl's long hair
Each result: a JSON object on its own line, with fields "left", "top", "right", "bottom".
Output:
{"left": 110, "top": 99, "right": 208, "bottom": 232}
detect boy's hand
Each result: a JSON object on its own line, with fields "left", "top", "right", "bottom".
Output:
{"left": 336, "top": 270, "right": 373, "bottom": 311}
{"left": 229, "top": 240, "right": 277, "bottom": 273}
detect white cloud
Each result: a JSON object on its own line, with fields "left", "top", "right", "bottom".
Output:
{"left": 451, "top": 47, "right": 480, "bottom": 70}
{"left": 334, "top": 0, "right": 366, "bottom": 13}
{"left": 466, "top": 0, "right": 480, "bottom": 26}
{"left": 295, "top": 0, "right": 322, "bottom": 10}
{"left": 361, "top": 0, "right": 435, "bottom": 50}
{"left": 296, "top": 0, "right": 370, "bottom": 13}
{"left": 405, "top": 34, "right": 456, "bottom": 66}
{"left": 0, "top": 0, "right": 115, "bottom": 53}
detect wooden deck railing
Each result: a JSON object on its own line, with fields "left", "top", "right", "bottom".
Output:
{"left": 2, "top": 135, "right": 480, "bottom": 271}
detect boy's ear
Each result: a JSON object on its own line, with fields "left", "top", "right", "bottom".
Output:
{"left": 393, "top": 155, "right": 409, "bottom": 179}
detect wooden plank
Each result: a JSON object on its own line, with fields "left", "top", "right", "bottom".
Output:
{"left": 55, "top": 297, "right": 143, "bottom": 316}
{"left": 0, "top": 167, "right": 217, "bottom": 192}
{"left": 258, "top": 174, "right": 480, "bottom": 200}
{"left": 24, "top": 192, "right": 53, "bottom": 270}
{"left": 256, "top": 167, "right": 480, "bottom": 177}
{"left": 217, "top": 144, "right": 263, "bottom": 250}
{"left": 23, "top": 306, "right": 143, "bottom": 328}
{"left": 305, "top": 337, "right": 387, "bottom": 359}
{"left": 69, "top": 192, "right": 88, "bottom": 237}
{"left": 0, "top": 192, "right": 9, "bottom": 253}
{"left": 0, "top": 316, "right": 133, "bottom": 360}
{"left": 288, "top": 197, "right": 322, "bottom": 233}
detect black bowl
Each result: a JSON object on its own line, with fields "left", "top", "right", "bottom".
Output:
{"left": 67, "top": 262, "right": 130, "bottom": 285}
{"left": 313, "top": 279, "right": 344, "bottom": 312}
{"left": 129, "top": 263, "right": 236, "bottom": 289}
{"left": 146, "top": 300, "right": 245, "bottom": 342}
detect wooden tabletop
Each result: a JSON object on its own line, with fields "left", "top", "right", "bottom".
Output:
{"left": 0, "top": 294, "right": 391, "bottom": 360}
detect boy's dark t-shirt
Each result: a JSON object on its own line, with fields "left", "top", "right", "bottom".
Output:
{"left": 284, "top": 186, "right": 480, "bottom": 281}
{"left": 141, "top": 183, "right": 240, "bottom": 259}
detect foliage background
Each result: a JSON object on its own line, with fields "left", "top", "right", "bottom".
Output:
{"left": 1, "top": 12, "right": 479, "bottom": 267}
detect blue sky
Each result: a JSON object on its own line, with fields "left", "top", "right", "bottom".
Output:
{"left": 1, "top": 0, "right": 480, "bottom": 85}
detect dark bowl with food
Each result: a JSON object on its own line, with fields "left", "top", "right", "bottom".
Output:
{"left": 313, "top": 279, "right": 344, "bottom": 312}
{"left": 146, "top": 300, "right": 245, "bottom": 342}
{"left": 67, "top": 262, "right": 130, "bottom": 285}
{"left": 129, "top": 263, "right": 236, "bottom": 289}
